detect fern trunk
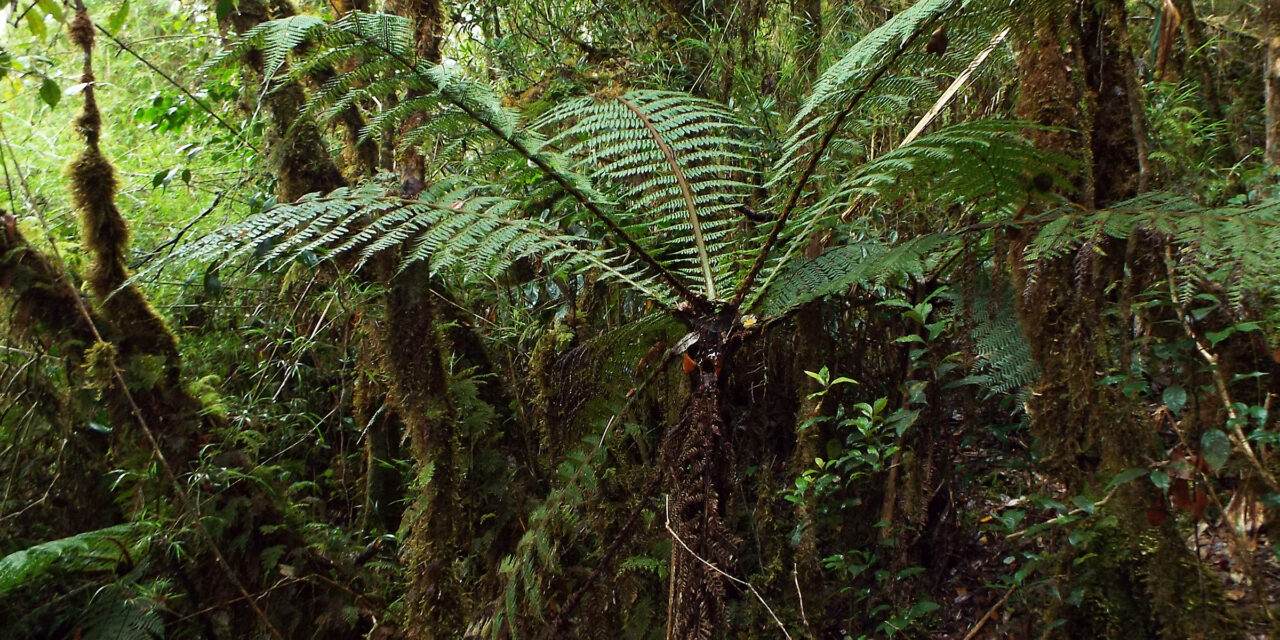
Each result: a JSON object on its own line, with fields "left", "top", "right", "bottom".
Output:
{"left": 663, "top": 332, "right": 739, "bottom": 638}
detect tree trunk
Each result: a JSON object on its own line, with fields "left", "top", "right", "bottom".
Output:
{"left": 1010, "top": 3, "right": 1241, "bottom": 636}
{"left": 1266, "top": 0, "right": 1280, "bottom": 168}
{"left": 663, "top": 335, "right": 738, "bottom": 638}
{"left": 223, "top": 0, "right": 346, "bottom": 201}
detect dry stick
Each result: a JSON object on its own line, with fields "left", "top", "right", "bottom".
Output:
{"left": 1004, "top": 484, "right": 1122, "bottom": 541}
{"left": 792, "top": 562, "right": 811, "bottom": 632}
{"left": 900, "top": 27, "right": 1010, "bottom": 147}
{"left": 1162, "top": 245, "right": 1279, "bottom": 494}
{"left": 961, "top": 587, "right": 1014, "bottom": 640}
{"left": 664, "top": 496, "right": 794, "bottom": 640}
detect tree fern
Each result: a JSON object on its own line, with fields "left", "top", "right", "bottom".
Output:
{"left": 198, "top": 15, "right": 326, "bottom": 82}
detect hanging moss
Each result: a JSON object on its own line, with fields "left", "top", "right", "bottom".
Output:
{"left": 65, "top": 8, "right": 182, "bottom": 385}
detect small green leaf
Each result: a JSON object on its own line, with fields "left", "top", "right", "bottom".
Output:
{"left": 1149, "top": 470, "right": 1171, "bottom": 491}
{"left": 907, "top": 600, "right": 940, "bottom": 617}
{"left": 36, "top": 0, "right": 63, "bottom": 22}
{"left": 25, "top": 10, "right": 47, "bottom": 39}
{"left": 1200, "top": 429, "right": 1230, "bottom": 472}
{"left": 215, "top": 0, "right": 237, "bottom": 24}
{"left": 1205, "top": 328, "right": 1233, "bottom": 346}
{"left": 1070, "top": 495, "right": 1095, "bottom": 515}
{"left": 1106, "top": 468, "right": 1147, "bottom": 490}
{"left": 203, "top": 268, "right": 222, "bottom": 298}
{"left": 998, "top": 509, "right": 1024, "bottom": 532}
{"left": 1162, "top": 385, "right": 1187, "bottom": 415}
{"left": 39, "top": 77, "right": 59, "bottom": 107}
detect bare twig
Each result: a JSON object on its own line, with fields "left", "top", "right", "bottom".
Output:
{"left": 961, "top": 587, "right": 1014, "bottom": 640}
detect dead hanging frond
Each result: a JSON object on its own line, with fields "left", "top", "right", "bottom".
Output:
{"left": 64, "top": 5, "right": 181, "bottom": 382}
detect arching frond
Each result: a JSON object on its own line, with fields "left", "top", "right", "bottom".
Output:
{"left": 755, "top": 232, "right": 954, "bottom": 318}
{"left": 772, "top": 0, "right": 958, "bottom": 184}
{"left": 0, "top": 523, "right": 157, "bottom": 597}
{"left": 157, "top": 178, "right": 677, "bottom": 305}
{"left": 1022, "top": 193, "right": 1280, "bottom": 292}
{"left": 538, "top": 90, "right": 761, "bottom": 300}
{"left": 749, "top": 122, "right": 1054, "bottom": 311}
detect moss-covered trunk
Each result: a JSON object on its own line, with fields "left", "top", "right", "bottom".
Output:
{"left": 1010, "top": 3, "right": 1241, "bottom": 636}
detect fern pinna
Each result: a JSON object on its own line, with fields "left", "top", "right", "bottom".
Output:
{"left": 162, "top": 0, "right": 1280, "bottom": 636}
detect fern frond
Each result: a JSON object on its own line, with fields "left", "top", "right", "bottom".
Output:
{"left": 755, "top": 232, "right": 953, "bottom": 318}
{"left": 287, "top": 14, "right": 706, "bottom": 307}
{"left": 198, "top": 15, "right": 326, "bottom": 82}
{"left": 0, "top": 523, "right": 157, "bottom": 597}
{"left": 773, "top": 0, "right": 957, "bottom": 182}
{"left": 943, "top": 281, "right": 1039, "bottom": 400}
{"left": 157, "top": 178, "right": 677, "bottom": 305}
{"left": 538, "top": 90, "right": 760, "bottom": 301}
{"left": 1021, "top": 194, "right": 1280, "bottom": 288}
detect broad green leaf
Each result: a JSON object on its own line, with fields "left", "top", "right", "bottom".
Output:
{"left": 25, "top": 9, "right": 47, "bottom": 39}
{"left": 1205, "top": 328, "right": 1233, "bottom": 346}
{"left": 38, "top": 77, "right": 59, "bottom": 107}
{"left": 1070, "top": 495, "right": 1095, "bottom": 515}
{"left": 1200, "top": 429, "right": 1230, "bottom": 472}
{"left": 107, "top": 0, "right": 131, "bottom": 32}
{"left": 1149, "top": 469, "right": 1171, "bottom": 491}
{"left": 36, "top": 0, "right": 62, "bottom": 22}
{"left": 1162, "top": 385, "right": 1186, "bottom": 415}
{"left": 1106, "top": 467, "right": 1147, "bottom": 490}
{"left": 215, "top": 0, "right": 236, "bottom": 24}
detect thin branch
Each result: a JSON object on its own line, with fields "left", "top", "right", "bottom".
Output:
{"left": 961, "top": 587, "right": 1014, "bottom": 640}
{"left": 1162, "top": 244, "right": 1279, "bottom": 493}
{"left": 94, "top": 24, "right": 247, "bottom": 144}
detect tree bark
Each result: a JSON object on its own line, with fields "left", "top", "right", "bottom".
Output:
{"left": 223, "top": 0, "right": 346, "bottom": 201}
{"left": 1266, "top": 0, "right": 1280, "bottom": 168}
